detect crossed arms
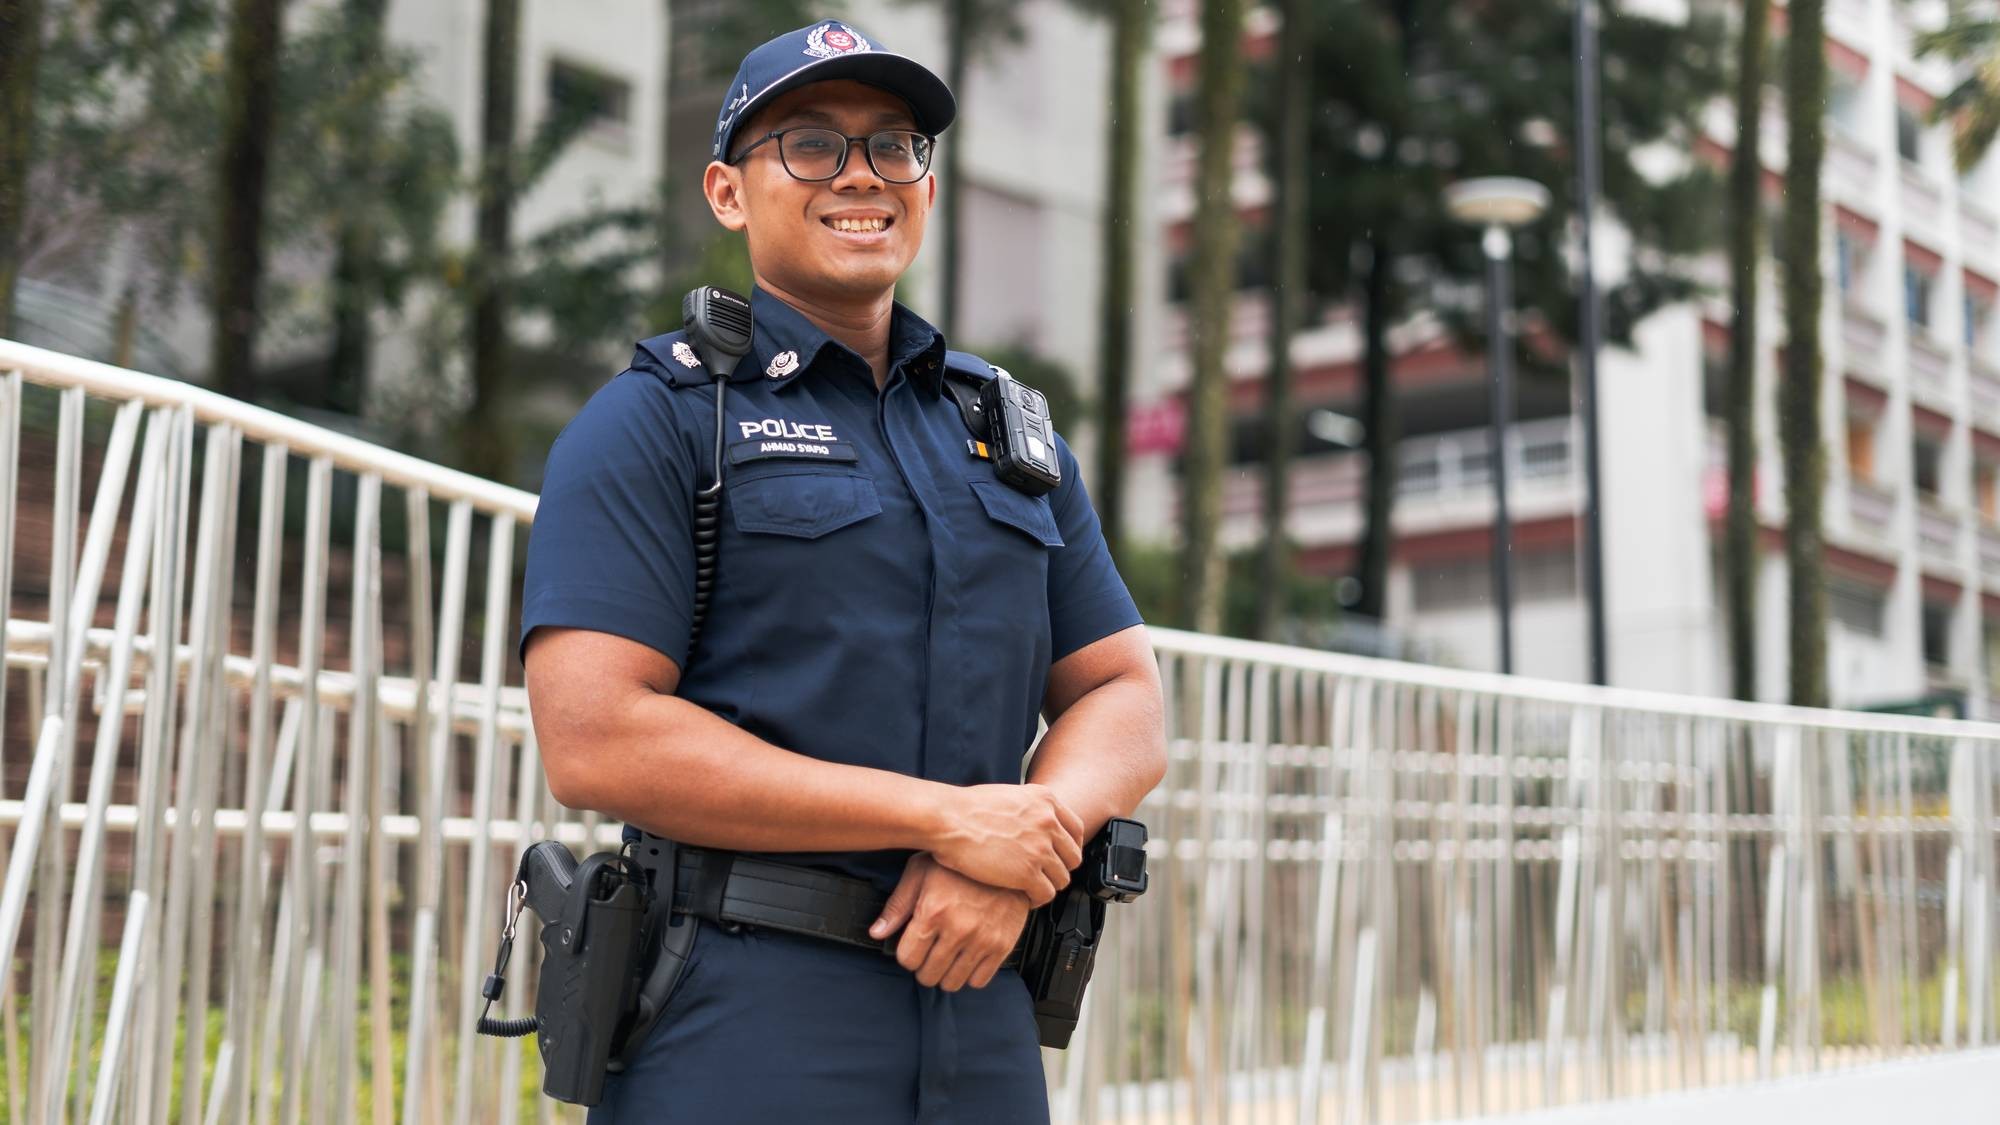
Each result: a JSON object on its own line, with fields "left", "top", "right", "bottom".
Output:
{"left": 525, "top": 622, "right": 1167, "bottom": 992}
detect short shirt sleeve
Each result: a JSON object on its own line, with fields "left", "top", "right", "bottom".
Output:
{"left": 521, "top": 364, "right": 703, "bottom": 669}
{"left": 1044, "top": 432, "right": 1143, "bottom": 661}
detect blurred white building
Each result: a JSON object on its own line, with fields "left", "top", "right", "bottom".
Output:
{"left": 1121, "top": 0, "right": 2000, "bottom": 716}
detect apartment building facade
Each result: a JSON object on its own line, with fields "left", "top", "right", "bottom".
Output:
{"left": 1123, "top": 0, "right": 2000, "bottom": 715}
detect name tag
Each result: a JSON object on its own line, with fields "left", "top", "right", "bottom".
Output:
{"left": 728, "top": 438, "right": 859, "bottom": 465}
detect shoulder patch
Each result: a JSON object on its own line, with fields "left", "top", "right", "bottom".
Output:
{"left": 942, "top": 349, "right": 1000, "bottom": 386}
{"left": 634, "top": 330, "right": 711, "bottom": 389}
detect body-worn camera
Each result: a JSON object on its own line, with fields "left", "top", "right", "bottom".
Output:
{"left": 979, "top": 369, "right": 1062, "bottom": 496}
{"left": 1018, "top": 817, "right": 1149, "bottom": 1048}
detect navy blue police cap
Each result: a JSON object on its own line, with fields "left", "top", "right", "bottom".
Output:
{"left": 712, "top": 20, "right": 957, "bottom": 161}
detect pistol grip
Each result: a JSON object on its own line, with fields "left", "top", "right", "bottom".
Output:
{"left": 519, "top": 841, "right": 578, "bottom": 922}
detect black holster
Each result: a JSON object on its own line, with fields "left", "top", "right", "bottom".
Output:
{"left": 504, "top": 834, "right": 696, "bottom": 1106}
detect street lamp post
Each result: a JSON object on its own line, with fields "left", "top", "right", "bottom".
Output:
{"left": 1446, "top": 176, "right": 1550, "bottom": 676}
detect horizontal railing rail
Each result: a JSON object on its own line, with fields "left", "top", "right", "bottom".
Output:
{"left": 3, "top": 339, "right": 1998, "bottom": 1124}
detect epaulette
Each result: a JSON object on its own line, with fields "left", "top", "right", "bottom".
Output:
{"left": 634, "top": 329, "right": 714, "bottom": 389}
{"left": 942, "top": 349, "right": 1004, "bottom": 385}
{"left": 941, "top": 350, "right": 1008, "bottom": 441}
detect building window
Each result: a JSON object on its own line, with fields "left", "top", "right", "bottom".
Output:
{"left": 1968, "top": 291, "right": 1995, "bottom": 352}
{"left": 1846, "top": 413, "right": 1878, "bottom": 482}
{"left": 1829, "top": 71, "right": 1865, "bottom": 135}
{"left": 1830, "top": 580, "right": 1887, "bottom": 638}
{"left": 1922, "top": 600, "right": 1954, "bottom": 667}
{"left": 1896, "top": 102, "right": 1924, "bottom": 164}
{"left": 1977, "top": 459, "right": 1999, "bottom": 522}
{"left": 1987, "top": 622, "right": 2000, "bottom": 692}
{"left": 1905, "top": 265, "right": 1934, "bottom": 329}
{"left": 548, "top": 60, "right": 632, "bottom": 140}
{"left": 1913, "top": 432, "right": 1945, "bottom": 498}
{"left": 1410, "top": 551, "right": 1577, "bottom": 612}
{"left": 1836, "top": 230, "right": 1873, "bottom": 299}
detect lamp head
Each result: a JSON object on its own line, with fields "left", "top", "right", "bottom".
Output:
{"left": 1444, "top": 177, "right": 1551, "bottom": 229}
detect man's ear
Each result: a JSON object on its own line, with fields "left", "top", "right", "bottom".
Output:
{"left": 704, "top": 161, "right": 749, "bottom": 233}
{"left": 925, "top": 173, "right": 936, "bottom": 209}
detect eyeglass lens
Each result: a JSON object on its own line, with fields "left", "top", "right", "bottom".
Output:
{"left": 778, "top": 129, "right": 933, "bottom": 183}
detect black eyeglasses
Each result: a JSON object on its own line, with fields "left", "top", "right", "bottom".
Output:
{"left": 730, "top": 127, "right": 936, "bottom": 184}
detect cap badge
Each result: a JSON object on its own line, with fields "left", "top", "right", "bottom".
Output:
{"left": 671, "top": 340, "right": 701, "bottom": 369}
{"left": 804, "top": 22, "right": 870, "bottom": 59}
{"left": 765, "top": 350, "right": 800, "bottom": 379}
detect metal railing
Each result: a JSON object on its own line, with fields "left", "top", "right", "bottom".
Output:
{"left": 3, "top": 338, "right": 1999, "bottom": 1124}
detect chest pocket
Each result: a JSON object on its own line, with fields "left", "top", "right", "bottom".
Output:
{"left": 729, "top": 467, "right": 882, "bottom": 538}
{"left": 968, "top": 479, "right": 1064, "bottom": 548}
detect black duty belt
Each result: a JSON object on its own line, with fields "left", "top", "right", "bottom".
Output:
{"left": 670, "top": 847, "right": 1022, "bottom": 968}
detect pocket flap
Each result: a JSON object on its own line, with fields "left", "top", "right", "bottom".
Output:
{"left": 730, "top": 470, "right": 882, "bottom": 539}
{"left": 969, "top": 479, "right": 1064, "bottom": 548}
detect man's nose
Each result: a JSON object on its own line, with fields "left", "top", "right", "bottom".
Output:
{"left": 830, "top": 137, "right": 885, "bottom": 191}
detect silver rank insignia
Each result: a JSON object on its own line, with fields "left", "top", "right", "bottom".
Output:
{"left": 671, "top": 340, "right": 701, "bottom": 369}
{"left": 765, "top": 350, "right": 800, "bottom": 379}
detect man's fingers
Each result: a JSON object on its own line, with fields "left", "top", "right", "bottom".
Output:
{"left": 1053, "top": 801, "right": 1086, "bottom": 845}
{"left": 1055, "top": 833, "right": 1083, "bottom": 871}
{"left": 1026, "top": 871, "right": 1057, "bottom": 908}
{"left": 967, "top": 953, "right": 1003, "bottom": 990}
{"left": 937, "top": 944, "right": 981, "bottom": 992}
{"left": 896, "top": 923, "right": 937, "bottom": 973}
{"left": 918, "top": 936, "right": 969, "bottom": 989}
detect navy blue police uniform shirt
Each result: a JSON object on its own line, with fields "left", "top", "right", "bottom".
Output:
{"left": 521, "top": 288, "right": 1142, "bottom": 893}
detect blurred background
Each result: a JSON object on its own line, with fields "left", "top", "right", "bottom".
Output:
{"left": 3, "top": 0, "right": 1999, "bottom": 712}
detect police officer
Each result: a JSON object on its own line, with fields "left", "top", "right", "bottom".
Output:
{"left": 521, "top": 18, "right": 1166, "bottom": 1123}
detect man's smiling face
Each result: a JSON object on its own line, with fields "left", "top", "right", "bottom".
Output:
{"left": 708, "top": 80, "right": 935, "bottom": 305}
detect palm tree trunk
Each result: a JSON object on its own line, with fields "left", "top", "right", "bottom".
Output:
{"left": 0, "top": 0, "right": 44, "bottom": 338}
{"left": 1253, "top": 0, "right": 1310, "bottom": 640}
{"left": 465, "top": 0, "right": 521, "bottom": 480}
{"left": 1780, "top": 0, "right": 1829, "bottom": 707}
{"left": 1180, "top": 0, "right": 1247, "bottom": 634}
{"left": 1092, "top": 0, "right": 1148, "bottom": 565}
{"left": 210, "top": 0, "right": 286, "bottom": 402}
{"left": 939, "top": 0, "right": 972, "bottom": 338}
{"left": 1724, "top": 0, "right": 1768, "bottom": 701}
{"left": 327, "top": 0, "right": 390, "bottom": 416}
{"left": 1350, "top": 235, "right": 1396, "bottom": 621}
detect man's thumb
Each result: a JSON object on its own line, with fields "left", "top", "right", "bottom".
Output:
{"left": 870, "top": 865, "right": 922, "bottom": 939}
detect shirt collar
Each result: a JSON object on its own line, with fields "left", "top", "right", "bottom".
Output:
{"left": 745, "top": 287, "right": 948, "bottom": 394}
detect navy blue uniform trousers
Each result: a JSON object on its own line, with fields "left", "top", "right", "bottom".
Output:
{"left": 588, "top": 920, "right": 1051, "bottom": 1123}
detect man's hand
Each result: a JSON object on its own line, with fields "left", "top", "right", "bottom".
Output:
{"left": 929, "top": 783, "right": 1085, "bottom": 906}
{"left": 870, "top": 854, "right": 1032, "bottom": 992}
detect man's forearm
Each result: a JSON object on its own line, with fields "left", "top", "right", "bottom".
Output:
{"left": 546, "top": 689, "right": 949, "bottom": 855}
{"left": 1024, "top": 672, "right": 1167, "bottom": 836}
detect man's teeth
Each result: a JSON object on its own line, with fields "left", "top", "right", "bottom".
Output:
{"left": 827, "top": 217, "right": 888, "bottom": 232}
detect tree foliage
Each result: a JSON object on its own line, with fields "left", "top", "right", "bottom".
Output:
{"left": 20, "top": 0, "right": 458, "bottom": 399}
{"left": 1296, "top": 0, "right": 1726, "bottom": 620}
{"left": 0, "top": 0, "right": 47, "bottom": 335}
{"left": 1915, "top": 1, "right": 2000, "bottom": 173}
